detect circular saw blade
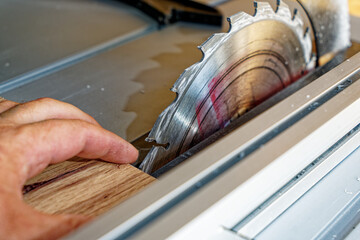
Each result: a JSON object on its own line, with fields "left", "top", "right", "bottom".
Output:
{"left": 141, "top": 1, "right": 314, "bottom": 173}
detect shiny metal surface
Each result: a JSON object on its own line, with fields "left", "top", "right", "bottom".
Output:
{"left": 0, "top": 0, "right": 152, "bottom": 84}
{"left": 237, "top": 128, "right": 360, "bottom": 238}
{"left": 346, "top": 221, "right": 360, "bottom": 240}
{"left": 141, "top": 1, "right": 314, "bottom": 173}
{"left": 256, "top": 138, "right": 360, "bottom": 240}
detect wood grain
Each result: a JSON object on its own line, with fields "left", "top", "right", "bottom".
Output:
{"left": 23, "top": 158, "right": 155, "bottom": 217}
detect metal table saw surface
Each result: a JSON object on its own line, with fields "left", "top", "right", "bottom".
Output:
{"left": 0, "top": 0, "right": 226, "bottom": 142}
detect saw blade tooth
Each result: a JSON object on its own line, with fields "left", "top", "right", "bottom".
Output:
{"left": 171, "top": 63, "right": 197, "bottom": 93}
{"left": 269, "top": 0, "right": 312, "bottom": 65}
{"left": 199, "top": 33, "right": 226, "bottom": 56}
{"left": 292, "top": 8, "right": 298, "bottom": 21}
{"left": 148, "top": 61, "right": 201, "bottom": 143}
{"left": 255, "top": 2, "right": 276, "bottom": 17}
{"left": 275, "top": 0, "right": 291, "bottom": 19}
{"left": 292, "top": 9, "right": 304, "bottom": 30}
{"left": 304, "top": 26, "right": 309, "bottom": 37}
{"left": 275, "top": 0, "right": 280, "bottom": 13}
{"left": 227, "top": 12, "right": 253, "bottom": 32}
{"left": 172, "top": 63, "right": 200, "bottom": 93}
{"left": 146, "top": 91, "right": 183, "bottom": 143}
{"left": 292, "top": 15, "right": 305, "bottom": 43}
{"left": 287, "top": 8, "right": 311, "bottom": 64}
{"left": 146, "top": 106, "right": 172, "bottom": 142}
{"left": 140, "top": 146, "right": 166, "bottom": 173}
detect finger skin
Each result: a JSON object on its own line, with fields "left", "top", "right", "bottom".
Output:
{"left": 0, "top": 99, "right": 138, "bottom": 239}
{"left": 0, "top": 98, "right": 18, "bottom": 114}
{"left": 0, "top": 119, "right": 138, "bottom": 186}
{"left": 0, "top": 98, "right": 99, "bottom": 126}
{"left": 0, "top": 195, "right": 90, "bottom": 240}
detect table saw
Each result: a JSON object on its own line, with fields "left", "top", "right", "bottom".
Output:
{"left": 1, "top": 0, "right": 360, "bottom": 239}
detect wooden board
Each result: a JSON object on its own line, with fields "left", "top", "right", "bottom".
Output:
{"left": 23, "top": 158, "right": 155, "bottom": 217}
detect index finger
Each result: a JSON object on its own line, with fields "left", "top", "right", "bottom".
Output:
{"left": 0, "top": 98, "right": 99, "bottom": 126}
{"left": 3, "top": 119, "right": 138, "bottom": 185}
{"left": 0, "top": 97, "right": 18, "bottom": 113}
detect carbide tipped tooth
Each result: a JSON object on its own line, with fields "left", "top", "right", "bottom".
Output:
{"left": 256, "top": 2, "right": 275, "bottom": 16}
{"left": 292, "top": 8, "right": 298, "bottom": 20}
{"left": 254, "top": 1, "right": 258, "bottom": 16}
{"left": 146, "top": 109, "right": 169, "bottom": 141}
{"left": 275, "top": 0, "right": 281, "bottom": 13}
{"left": 172, "top": 64, "right": 199, "bottom": 93}
{"left": 304, "top": 27, "right": 309, "bottom": 37}
{"left": 275, "top": 1, "right": 291, "bottom": 19}
{"left": 140, "top": 146, "right": 166, "bottom": 173}
{"left": 227, "top": 12, "right": 252, "bottom": 32}
{"left": 145, "top": 137, "right": 155, "bottom": 142}
{"left": 292, "top": 9, "right": 304, "bottom": 30}
{"left": 199, "top": 33, "right": 226, "bottom": 55}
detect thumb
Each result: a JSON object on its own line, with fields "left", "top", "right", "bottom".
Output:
{"left": 35, "top": 213, "right": 91, "bottom": 240}
{"left": 0, "top": 197, "right": 91, "bottom": 240}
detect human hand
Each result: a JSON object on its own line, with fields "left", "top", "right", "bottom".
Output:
{"left": 0, "top": 97, "right": 138, "bottom": 240}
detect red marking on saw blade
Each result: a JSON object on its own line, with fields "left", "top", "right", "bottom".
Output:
{"left": 195, "top": 101, "right": 204, "bottom": 137}
{"left": 208, "top": 72, "right": 225, "bottom": 128}
{"left": 196, "top": 68, "right": 228, "bottom": 137}
{"left": 195, "top": 64, "right": 310, "bottom": 137}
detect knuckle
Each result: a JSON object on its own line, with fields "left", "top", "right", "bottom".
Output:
{"left": 70, "top": 119, "right": 89, "bottom": 128}
{"left": 0, "top": 96, "right": 7, "bottom": 103}
{"left": 47, "top": 119, "right": 90, "bottom": 130}
{"left": 34, "top": 97, "right": 58, "bottom": 105}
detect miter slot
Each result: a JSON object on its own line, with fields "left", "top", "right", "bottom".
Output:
{"left": 0, "top": 0, "right": 157, "bottom": 93}
{"left": 233, "top": 123, "right": 360, "bottom": 238}
{"left": 253, "top": 130, "right": 360, "bottom": 239}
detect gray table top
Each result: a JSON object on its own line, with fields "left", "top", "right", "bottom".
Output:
{"left": 0, "top": 0, "right": 155, "bottom": 83}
